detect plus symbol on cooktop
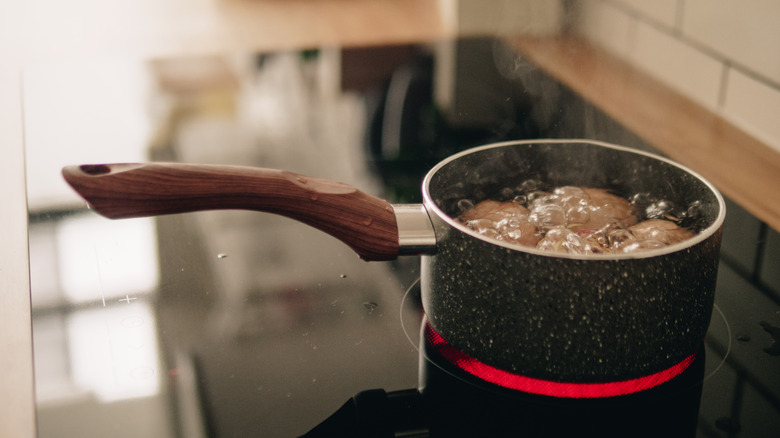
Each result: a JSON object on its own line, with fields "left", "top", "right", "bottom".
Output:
{"left": 118, "top": 295, "right": 137, "bottom": 304}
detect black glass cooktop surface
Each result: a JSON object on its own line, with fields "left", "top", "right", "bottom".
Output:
{"left": 24, "top": 37, "right": 780, "bottom": 437}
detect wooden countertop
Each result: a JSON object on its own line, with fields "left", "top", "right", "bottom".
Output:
{"left": 510, "top": 36, "right": 780, "bottom": 232}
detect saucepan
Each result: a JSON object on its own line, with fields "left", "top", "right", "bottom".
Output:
{"left": 62, "top": 139, "right": 725, "bottom": 382}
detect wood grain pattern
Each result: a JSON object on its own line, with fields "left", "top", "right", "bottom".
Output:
{"left": 62, "top": 163, "right": 400, "bottom": 261}
{"left": 510, "top": 36, "right": 780, "bottom": 233}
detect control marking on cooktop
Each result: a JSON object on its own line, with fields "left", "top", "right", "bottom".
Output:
{"left": 118, "top": 295, "right": 137, "bottom": 304}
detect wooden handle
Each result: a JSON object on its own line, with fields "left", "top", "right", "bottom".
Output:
{"left": 62, "top": 163, "right": 400, "bottom": 261}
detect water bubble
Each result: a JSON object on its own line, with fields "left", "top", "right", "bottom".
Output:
{"left": 498, "top": 219, "right": 527, "bottom": 240}
{"left": 511, "top": 194, "right": 528, "bottom": 205}
{"left": 467, "top": 218, "right": 494, "bottom": 230}
{"left": 621, "top": 240, "right": 666, "bottom": 253}
{"left": 530, "top": 204, "right": 566, "bottom": 228}
{"left": 643, "top": 238, "right": 666, "bottom": 250}
{"left": 565, "top": 205, "right": 590, "bottom": 226}
{"left": 217, "top": 253, "right": 228, "bottom": 259}
{"left": 685, "top": 200, "right": 702, "bottom": 218}
{"left": 563, "top": 232, "right": 588, "bottom": 255}
{"left": 607, "top": 227, "right": 636, "bottom": 249}
{"left": 649, "top": 229, "right": 676, "bottom": 244}
{"left": 526, "top": 190, "right": 548, "bottom": 204}
{"left": 339, "top": 274, "right": 347, "bottom": 279}
{"left": 497, "top": 216, "right": 525, "bottom": 232}
{"left": 479, "top": 228, "right": 502, "bottom": 240}
{"left": 629, "top": 192, "right": 653, "bottom": 207}
{"left": 531, "top": 193, "right": 560, "bottom": 208}
{"left": 553, "top": 186, "right": 586, "bottom": 199}
{"left": 682, "top": 200, "right": 704, "bottom": 228}
{"left": 536, "top": 227, "right": 570, "bottom": 253}
{"left": 646, "top": 199, "right": 677, "bottom": 219}
{"left": 454, "top": 183, "right": 699, "bottom": 254}
{"left": 456, "top": 199, "right": 475, "bottom": 213}
{"left": 467, "top": 218, "right": 501, "bottom": 239}
{"left": 520, "top": 179, "right": 541, "bottom": 192}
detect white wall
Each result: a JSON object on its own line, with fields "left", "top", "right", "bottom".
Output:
{"left": 443, "top": 0, "right": 564, "bottom": 36}
{"left": 572, "top": 0, "right": 780, "bottom": 153}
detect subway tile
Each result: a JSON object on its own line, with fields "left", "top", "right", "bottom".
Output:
{"left": 720, "top": 197, "right": 763, "bottom": 275}
{"left": 722, "top": 68, "right": 780, "bottom": 154}
{"left": 456, "top": 0, "right": 564, "bottom": 36}
{"left": 759, "top": 225, "right": 780, "bottom": 301}
{"left": 608, "top": 0, "right": 679, "bottom": 29}
{"left": 628, "top": 20, "right": 723, "bottom": 110}
{"left": 682, "top": 0, "right": 780, "bottom": 86}
{"left": 574, "top": 0, "right": 634, "bottom": 58}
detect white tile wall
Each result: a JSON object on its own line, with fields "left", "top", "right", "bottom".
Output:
{"left": 575, "top": 0, "right": 634, "bottom": 57}
{"left": 630, "top": 20, "right": 723, "bottom": 110}
{"left": 609, "top": 0, "right": 679, "bottom": 29}
{"left": 683, "top": 0, "right": 780, "bottom": 86}
{"left": 573, "top": 0, "right": 780, "bottom": 153}
{"left": 454, "top": 0, "right": 564, "bottom": 36}
{"left": 724, "top": 69, "right": 780, "bottom": 152}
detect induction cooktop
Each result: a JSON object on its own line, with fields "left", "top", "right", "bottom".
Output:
{"left": 24, "top": 36, "right": 780, "bottom": 437}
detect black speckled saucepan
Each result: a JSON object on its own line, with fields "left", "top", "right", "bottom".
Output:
{"left": 63, "top": 139, "right": 725, "bottom": 382}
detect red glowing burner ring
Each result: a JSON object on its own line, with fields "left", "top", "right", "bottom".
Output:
{"left": 424, "top": 323, "right": 697, "bottom": 399}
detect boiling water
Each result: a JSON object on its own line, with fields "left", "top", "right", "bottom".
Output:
{"left": 455, "top": 183, "right": 701, "bottom": 255}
